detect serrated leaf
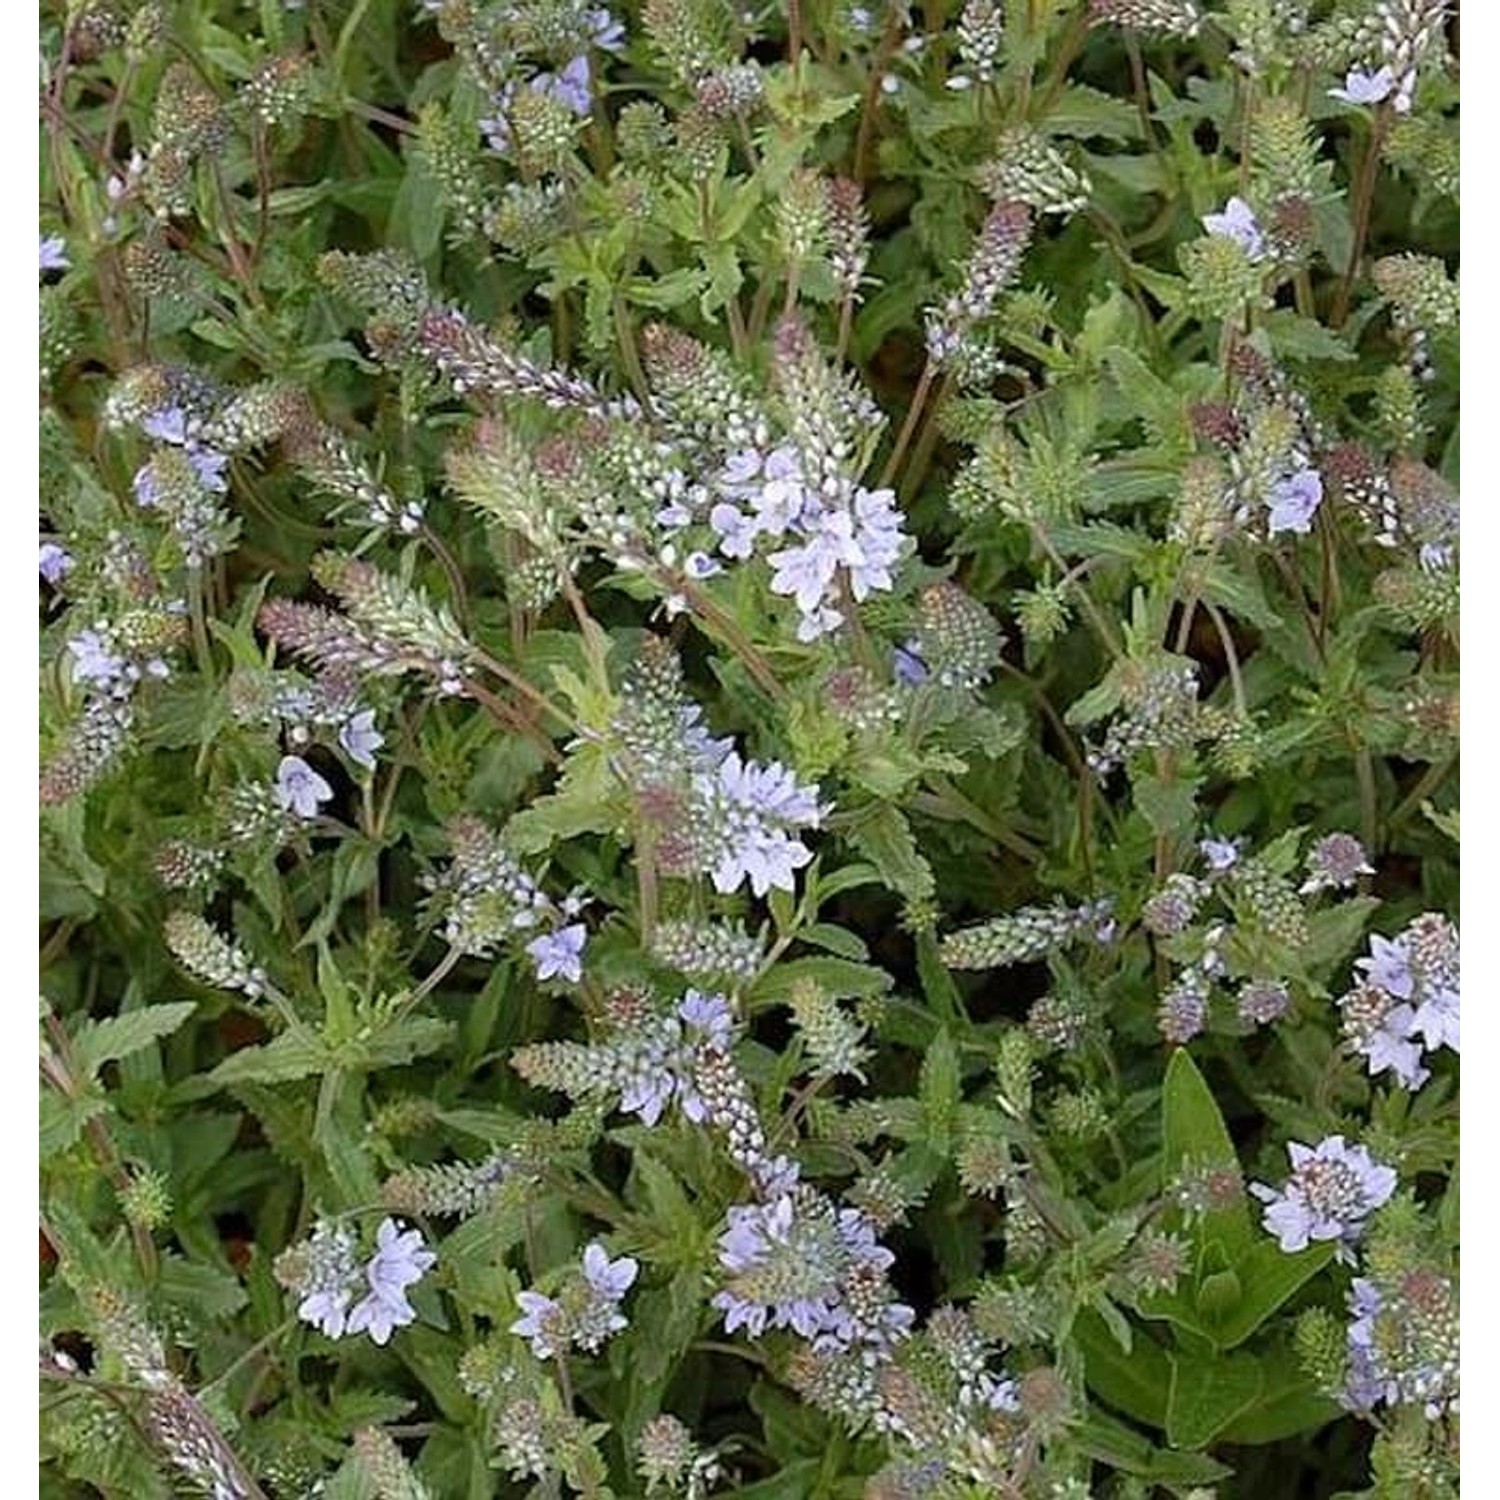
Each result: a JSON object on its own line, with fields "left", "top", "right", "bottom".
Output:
{"left": 505, "top": 743, "right": 620, "bottom": 855}
{"left": 1132, "top": 770, "right": 1201, "bottom": 840}
{"left": 156, "top": 1255, "right": 250, "bottom": 1320}
{"left": 72, "top": 1002, "right": 198, "bottom": 1077}
{"left": 844, "top": 803, "right": 935, "bottom": 903}
{"left": 348, "top": 1014, "right": 454, "bottom": 1071}
{"left": 40, "top": 1088, "right": 109, "bottom": 1159}
{"left": 918, "top": 1030, "right": 960, "bottom": 1147}
{"left": 211, "top": 1030, "right": 331, "bottom": 1086}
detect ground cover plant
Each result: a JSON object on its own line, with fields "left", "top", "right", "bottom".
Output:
{"left": 38, "top": 0, "right": 1459, "bottom": 1495}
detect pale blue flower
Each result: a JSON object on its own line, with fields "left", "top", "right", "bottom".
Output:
{"left": 133, "top": 464, "right": 160, "bottom": 507}
{"left": 511, "top": 1290, "right": 564, "bottom": 1358}
{"left": 586, "top": 7, "right": 626, "bottom": 50}
{"left": 292, "top": 1223, "right": 361, "bottom": 1339}
{"left": 1268, "top": 468, "right": 1324, "bottom": 535}
{"left": 1360, "top": 1003, "right": 1429, "bottom": 1090}
{"left": 275, "top": 755, "right": 333, "bottom": 818}
{"left": 189, "top": 446, "right": 230, "bottom": 493}
{"left": 1251, "top": 1136, "right": 1397, "bottom": 1261}
{"left": 143, "top": 406, "right": 190, "bottom": 445}
{"left": 768, "top": 530, "right": 846, "bottom": 614}
{"left": 68, "top": 630, "right": 126, "bottom": 688}
{"left": 39, "top": 235, "right": 69, "bottom": 273}
{"left": 365, "top": 1217, "right": 436, "bottom": 1297}
{"left": 710, "top": 501, "right": 760, "bottom": 559}
{"left": 1411, "top": 984, "right": 1458, "bottom": 1054}
{"left": 1330, "top": 66, "right": 1396, "bottom": 107}
{"left": 1202, "top": 196, "right": 1265, "bottom": 260}
{"left": 581, "top": 1242, "right": 638, "bottom": 1300}
{"left": 339, "top": 709, "right": 383, "bottom": 769}
{"left": 893, "top": 642, "right": 928, "bottom": 685}
{"left": 1358, "top": 934, "right": 1414, "bottom": 999}
{"left": 848, "top": 485, "right": 906, "bottom": 600}
{"left": 346, "top": 1218, "right": 436, "bottom": 1346}
{"left": 679, "top": 989, "right": 734, "bottom": 1049}
{"left": 526, "top": 923, "right": 587, "bottom": 983}
{"left": 1198, "top": 836, "right": 1241, "bottom": 871}
{"left": 39, "top": 541, "right": 73, "bottom": 585}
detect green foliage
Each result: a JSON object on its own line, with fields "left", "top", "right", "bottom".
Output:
{"left": 39, "top": 0, "right": 1459, "bottom": 1496}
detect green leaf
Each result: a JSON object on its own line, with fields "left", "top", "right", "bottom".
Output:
{"left": 1076, "top": 1306, "right": 1172, "bottom": 1428}
{"left": 40, "top": 1088, "right": 109, "bottom": 1159}
{"left": 1132, "top": 770, "right": 1201, "bottom": 841}
{"left": 1211, "top": 1240, "right": 1336, "bottom": 1347}
{"left": 156, "top": 1255, "right": 250, "bottom": 1320}
{"left": 1076, "top": 1412, "right": 1233, "bottom": 1486}
{"left": 72, "top": 1002, "right": 198, "bottom": 1077}
{"left": 505, "top": 742, "right": 620, "bottom": 855}
{"left": 1166, "top": 1349, "right": 1264, "bottom": 1449}
{"left": 1161, "top": 1049, "right": 1254, "bottom": 1259}
{"left": 798, "top": 922, "right": 870, "bottom": 961}
{"left": 1215, "top": 1342, "right": 1341, "bottom": 1445}
{"left": 918, "top": 1030, "right": 960, "bottom": 1148}
{"left": 210, "top": 1030, "right": 331, "bottom": 1086}
{"left": 844, "top": 803, "right": 936, "bottom": 903}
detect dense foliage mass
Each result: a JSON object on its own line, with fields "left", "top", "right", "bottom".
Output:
{"left": 38, "top": 1, "right": 1459, "bottom": 1496}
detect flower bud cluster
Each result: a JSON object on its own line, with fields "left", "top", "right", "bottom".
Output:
{"left": 904, "top": 582, "right": 1003, "bottom": 692}
{"left": 940, "top": 898, "right": 1115, "bottom": 970}
{"left": 948, "top": 1, "right": 1006, "bottom": 90}
{"left": 925, "top": 203, "right": 1033, "bottom": 368}
{"left": 381, "top": 1154, "right": 515, "bottom": 1219}
{"left": 613, "top": 644, "right": 826, "bottom": 896}
{"left": 283, "top": 417, "right": 425, "bottom": 535}
{"left": 824, "top": 178, "right": 871, "bottom": 303}
{"left": 789, "top": 978, "right": 872, "bottom": 1081}
{"left": 975, "top": 127, "right": 1091, "bottom": 217}
{"left": 259, "top": 553, "right": 472, "bottom": 697}
{"left": 1342, "top": 1266, "right": 1458, "bottom": 1418}
{"left": 419, "top": 307, "right": 641, "bottom": 419}
{"left": 1089, "top": 0, "right": 1202, "bottom": 37}
{"left": 638, "top": 1413, "right": 724, "bottom": 1497}
{"left": 651, "top": 918, "right": 765, "bottom": 984}
{"left": 353, "top": 1426, "right": 435, "bottom": 1500}
{"left": 425, "top": 815, "right": 574, "bottom": 958}
{"left": 164, "top": 911, "right": 268, "bottom": 998}
{"left": 1085, "top": 658, "right": 1208, "bottom": 775}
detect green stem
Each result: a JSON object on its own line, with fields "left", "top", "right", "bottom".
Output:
{"left": 1332, "top": 107, "right": 1390, "bottom": 328}
{"left": 879, "top": 359, "right": 935, "bottom": 491}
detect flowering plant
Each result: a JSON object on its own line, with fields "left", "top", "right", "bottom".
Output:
{"left": 41, "top": 0, "right": 1457, "bottom": 1496}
